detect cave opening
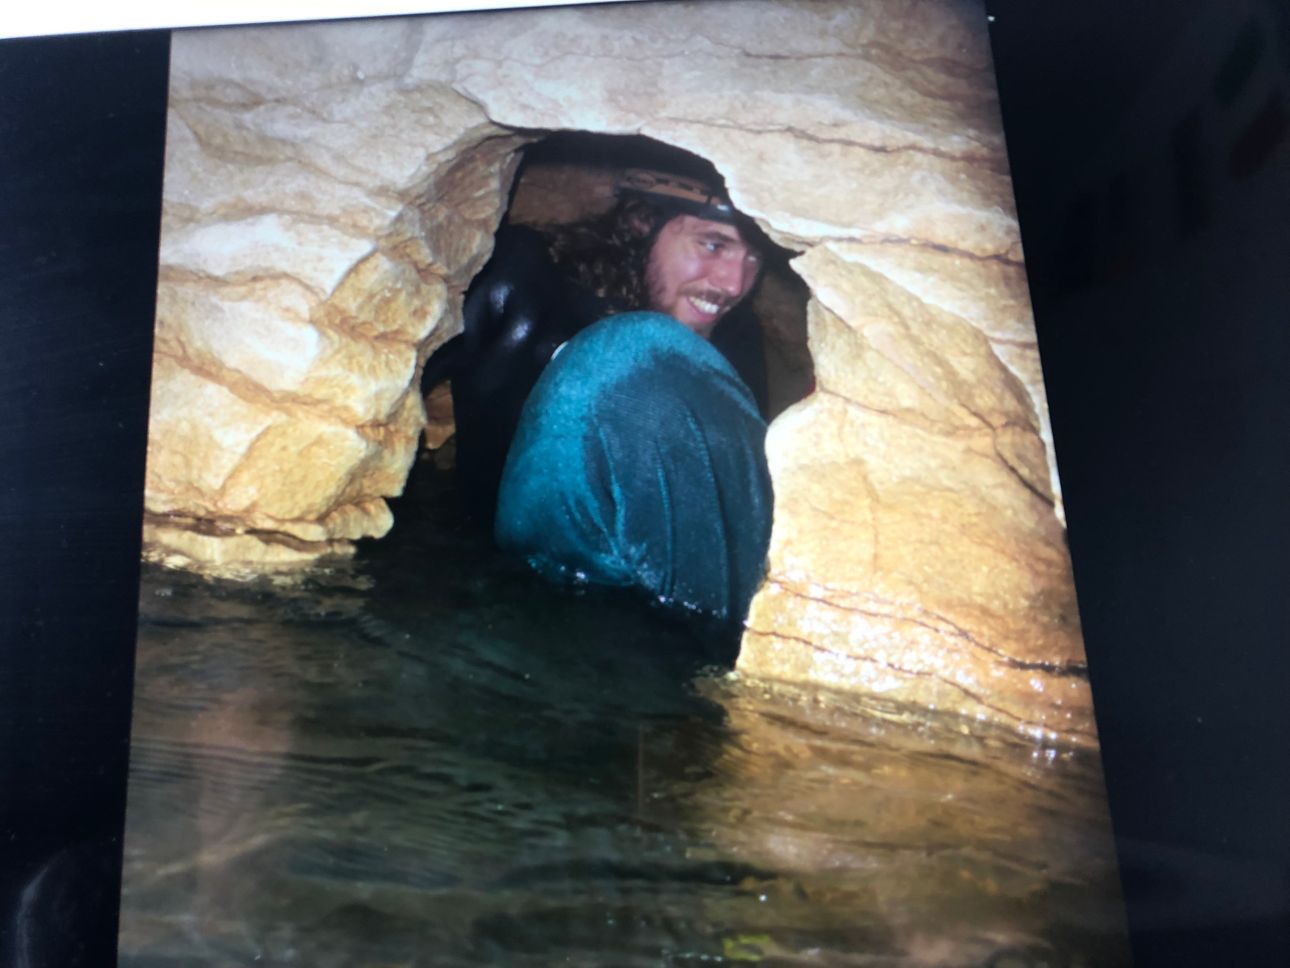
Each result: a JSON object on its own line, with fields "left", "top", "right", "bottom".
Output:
{"left": 415, "top": 130, "right": 814, "bottom": 518}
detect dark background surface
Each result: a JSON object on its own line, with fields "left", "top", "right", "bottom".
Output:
{"left": 988, "top": 1, "right": 1290, "bottom": 965}
{"left": 1, "top": 2, "right": 1287, "bottom": 965}
{"left": 0, "top": 29, "right": 170, "bottom": 968}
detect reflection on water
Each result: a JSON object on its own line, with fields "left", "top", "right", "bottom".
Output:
{"left": 120, "top": 463, "right": 1130, "bottom": 967}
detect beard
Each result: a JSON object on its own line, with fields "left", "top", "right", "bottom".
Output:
{"left": 645, "top": 260, "right": 732, "bottom": 335}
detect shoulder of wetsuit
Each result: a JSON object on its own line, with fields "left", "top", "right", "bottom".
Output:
{"left": 710, "top": 305, "right": 770, "bottom": 419}
{"left": 460, "top": 224, "right": 601, "bottom": 361}
{"left": 420, "top": 225, "right": 556, "bottom": 397}
{"left": 460, "top": 224, "right": 554, "bottom": 338}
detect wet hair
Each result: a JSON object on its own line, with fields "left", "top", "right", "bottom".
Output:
{"left": 542, "top": 196, "right": 669, "bottom": 312}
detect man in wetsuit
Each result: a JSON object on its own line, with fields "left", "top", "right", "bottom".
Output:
{"left": 421, "top": 167, "right": 773, "bottom": 623}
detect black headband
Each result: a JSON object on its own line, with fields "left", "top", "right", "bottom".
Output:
{"left": 616, "top": 167, "right": 737, "bottom": 224}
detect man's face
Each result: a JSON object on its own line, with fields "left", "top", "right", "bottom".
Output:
{"left": 644, "top": 214, "right": 762, "bottom": 338}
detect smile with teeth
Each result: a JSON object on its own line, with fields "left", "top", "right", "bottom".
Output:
{"left": 687, "top": 295, "right": 724, "bottom": 316}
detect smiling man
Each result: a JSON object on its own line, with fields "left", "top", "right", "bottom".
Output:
{"left": 422, "top": 162, "right": 776, "bottom": 624}
{"left": 645, "top": 213, "right": 762, "bottom": 337}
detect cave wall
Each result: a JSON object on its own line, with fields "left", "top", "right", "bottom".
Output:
{"left": 145, "top": 0, "right": 1093, "bottom": 745}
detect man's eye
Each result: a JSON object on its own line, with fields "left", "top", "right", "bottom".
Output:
{"left": 703, "top": 241, "right": 723, "bottom": 253}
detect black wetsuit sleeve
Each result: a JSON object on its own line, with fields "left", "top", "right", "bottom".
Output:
{"left": 420, "top": 333, "right": 463, "bottom": 394}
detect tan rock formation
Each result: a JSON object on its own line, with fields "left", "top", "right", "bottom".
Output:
{"left": 144, "top": 18, "right": 524, "bottom": 570}
{"left": 145, "top": 1, "right": 1091, "bottom": 744}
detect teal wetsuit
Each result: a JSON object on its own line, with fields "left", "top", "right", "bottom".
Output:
{"left": 494, "top": 312, "right": 773, "bottom": 624}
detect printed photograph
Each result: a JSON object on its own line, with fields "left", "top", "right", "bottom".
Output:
{"left": 120, "top": 1, "right": 1133, "bottom": 964}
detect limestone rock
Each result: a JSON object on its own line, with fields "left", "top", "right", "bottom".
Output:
{"left": 146, "top": 21, "right": 523, "bottom": 568}
{"left": 147, "top": 0, "right": 1092, "bottom": 744}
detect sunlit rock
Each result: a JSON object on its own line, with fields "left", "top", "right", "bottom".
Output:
{"left": 144, "top": 0, "right": 1088, "bottom": 742}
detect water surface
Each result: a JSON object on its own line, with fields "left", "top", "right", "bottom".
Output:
{"left": 121, "top": 462, "right": 1130, "bottom": 967}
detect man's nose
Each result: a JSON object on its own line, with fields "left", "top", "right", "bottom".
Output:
{"left": 710, "top": 254, "right": 750, "bottom": 296}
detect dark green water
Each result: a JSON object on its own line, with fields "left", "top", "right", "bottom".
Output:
{"left": 120, "top": 462, "right": 1131, "bottom": 967}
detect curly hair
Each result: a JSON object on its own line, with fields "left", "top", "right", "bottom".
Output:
{"left": 542, "top": 197, "right": 666, "bottom": 313}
